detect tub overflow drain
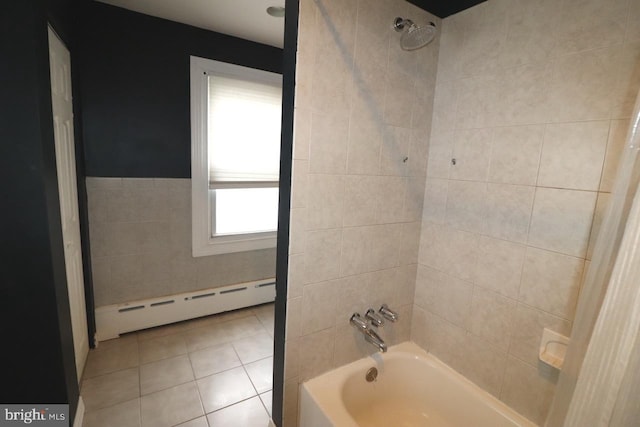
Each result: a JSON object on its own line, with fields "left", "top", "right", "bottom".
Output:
{"left": 366, "top": 367, "right": 378, "bottom": 382}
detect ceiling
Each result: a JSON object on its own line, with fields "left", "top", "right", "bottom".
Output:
{"left": 96, "top": 0, "right": 286, "bottom": 48}
{"left": 408, "top": 0, "right": 487, "bottom": 18}
{"left": 95, "top": 0, "right": 486, "bottom": 49}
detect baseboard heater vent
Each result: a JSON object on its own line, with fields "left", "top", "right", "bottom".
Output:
{"left": 95, "top": 278, "right": 275, "bottom": 342}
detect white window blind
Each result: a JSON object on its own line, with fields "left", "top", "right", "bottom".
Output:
{"left": 207, "top": 74, "right": 282, "bottom": 188}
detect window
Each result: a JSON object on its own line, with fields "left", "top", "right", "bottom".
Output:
{"left": 191, "top": 56, "right": 282, "bottom": 256}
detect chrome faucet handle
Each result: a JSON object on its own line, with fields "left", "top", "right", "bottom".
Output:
{"left": 379, "top": 304, "right": 398, "bottom": 322}
{"left": 350, "top": 313, "right": 369, "bottom": 330}
{"left": 365, "top": 308, "right": 385, "bottom": 327}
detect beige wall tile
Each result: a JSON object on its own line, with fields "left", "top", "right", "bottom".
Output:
{"left": 88, "top": 178, "right": 275, "bottom": 306}
{"left": 288, "top": 208, "right": 307, "bottom": 255}
{"left": 304, "top": 229, "right": 342, "bottom": 284}
{"left": 528, "top": 188, "right": 597, "bottom": 258}
{"left": 301, "top": 280, "right": 338, "bottom": 335}
{"left": 299, "top": 328, "right": 335, "bottom": 381}
{"left": 444, "top": 228, "right": 480, "bottom": 282}
{"left": 87, "top": 189, "right": 109, "bottom": 224}
{"left": 415, "top": 265, "right": 472, "bottom": 329}
{"left": 368, "top": 224, "right": 403, "bottom": 271}
{"left": 496, "top": 62, "right": 552, "bottom": 126}
{"left": 553, "top": 0, "right": 629, "bottom": 56}
{"left": 395, "top": 264, "right": 418, "bottom": 306}
{"left": 520, "top": 247, "right": 584, "bottom": 320}
{"left": 285, "top": 297, "right": 302, "bottom": 341}
{"left": 309, "top": 112, "right": 349, "bottom": 174}
{"left": 293, "top": 108, "right": 311, "bottom": 160}
{"left": 376, "top": 176, "right": 407, "bottom": 223}
{"left": 600, "top": 119, "right": 631, "bottom": 192}
{"left": 410, "top": 304, "right": 431, "bottom": 350}
{"left": 333, "top": 274, "right": 370, "bottom": 326}
{"left": 450, "top": 129, "right": 492, "bottom": 181}
{"left": 86, "top": 176, "right": 123, "bottom": 191}
{"left": 409, "top": 0, "right": 640, "bottom": 421}
{"left": 91, "top": 257, "right": 112, "bottom": 304}
{"left": 343, "top": 175, "right": 378, "bottom": 227}
{"left": 611, "top": 42, "right": 640, "bottom": 119}
{"left": 546, "top": 47, "right": 619, "bottom": 122}
{"left": 311, "top": 44, "right": 354, "bottom": 117}
{"left": 485, "top": 183, "right": 535, "bottom": 244}
{"left": 456, "top": 334, "right": 508, "bottom": 398}
{"left": 384, "top": 303, "right": 413, "bottom": 344}
{"left": 422, "top": 178, "right": 448, "bottom": 224}
{"left": 418, "top": 221, "right": 444, "bottom": 267}
{"left": 488, "top": 125, "right": 544, "bottom": 186}
{"left": 295, "top": 51, "right": 313, "bottom": 109}
{"left": 587, "top": 192, "right": 612, "bottom": 260}
{"left": 368, "top": 267, "right": 401, "bottom": 310}
{"left": 399, "top": 222, "right": 422, "bottom": 265}
{"left": 426, "top": 313, "right": 468, "bottom": 370}
{"left": 509, "top": 303, "right": 572, "bottom": 367}
{"left": 333, "top": 324, "right": 377, "bottom": 368}
{"left": 284, "top": 337, "right": 300, "bottom": 381}
{"left": 282, "top": 376, "right": 299, "bottom": 427}
{"left": 408, "top": 129, "right": 430, "bottom": 177}
{"left": 404, "top": 177, "right": 427, "bottom": 222}
{"left": 474, "top": 236, "right": 525, "bottom": 299}
{"left": 430, "top": 82, "right": 458, "bottom": 134}
{"left": 436, "top": 17, "right": 464, "bottom": 83}
{"left": 629, "top": 1, "right": 640, "bottom": 43}
{"left": 291, "top": 160, "right": 308, "bottom": 209}
{"left": 384, "top": 70, "right": 415, "bottom": 128}
{"left": 287, "top": 254, "right": 305, "bottom": 299}
{"left": 427, "top": 129, "right": 454, "bottom": 178}
{"left": 455, "top": 75, "right": 500, "bottom": 129}
{"left": 346, "top": 112, "right": 383, "bottom": 175}
{"left": 307, "top": 174, "right": 345, "bottom": 230}
{"left": 469, "top": 287, "right": 516, "bottom": 351}
{"left": 500, "top": 356, "right": 559, "bottom": 425}
{"left": 340, "top": 226, "right": 373, "bottom": 276}
{"left": 538, "top": 121, "right": 609, "bottom": 191}
{"left": 445, "top": 180, "right": 487, "bottom": 234}
{"left": 497, "top": 0, "right": 560, "bottom": 69}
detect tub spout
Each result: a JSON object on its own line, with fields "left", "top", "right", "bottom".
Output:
{"left": 350, "top": 313, "right": 387, "bottom": 352}
{"left": 363, "top": 327, "right": 387, "bottom": 352}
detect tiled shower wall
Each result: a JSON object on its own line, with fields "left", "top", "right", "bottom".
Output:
{"left": 87, "top": 177, "right": 276, "bottom": 306}
{"left": 412, "top": 0, "right": 640, "bottom": 424}
{"left": 283, "top": 0, "right": 439, "bottom": 424}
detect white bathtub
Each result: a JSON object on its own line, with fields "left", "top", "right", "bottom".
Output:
{"left": 300, "top": 342, "right": 536, "bottom": 427}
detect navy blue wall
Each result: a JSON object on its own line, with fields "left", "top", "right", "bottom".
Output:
{"left": 77, "top": 2, "right": 284, "bottom": 178}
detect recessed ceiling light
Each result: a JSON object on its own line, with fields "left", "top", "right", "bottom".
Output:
{"left": 266, "top": 6, "right": 285, "bottom": 18}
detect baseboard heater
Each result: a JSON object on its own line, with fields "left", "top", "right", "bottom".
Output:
{"left": 95, "top": 278, "right": 275, "bottom": 342}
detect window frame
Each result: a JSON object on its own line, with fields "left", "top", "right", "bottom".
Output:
{"left": 190, "top": 56, "right": 282, "bottom": 257}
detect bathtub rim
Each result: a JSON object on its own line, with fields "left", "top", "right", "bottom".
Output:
{"left": 300, "top": 341, "right": 537, "bottom": 427}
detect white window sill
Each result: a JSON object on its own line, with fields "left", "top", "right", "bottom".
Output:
{"left": 192, "top": 232, "right": 277, "bottom": 257}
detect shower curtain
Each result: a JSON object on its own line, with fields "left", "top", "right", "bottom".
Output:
{"left": 545, "top": 91, "right": 640, "bottom": 426}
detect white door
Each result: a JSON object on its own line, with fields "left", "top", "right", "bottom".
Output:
{"left": 48, "top": 26, "right": 89, "bottom": 379}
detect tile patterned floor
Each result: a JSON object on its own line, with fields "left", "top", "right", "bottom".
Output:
{"left": 81, "top": 303, "right": 275, "bottom": 427}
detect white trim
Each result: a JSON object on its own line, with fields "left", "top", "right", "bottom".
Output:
{"left": 73, "top": 397, "right": 84, "bottom": 427}
{"left": 190, "top": 56, "right": 282, "bottom": 256}
{"left": 95, "top": 278, "right": 276, "bottom": 341}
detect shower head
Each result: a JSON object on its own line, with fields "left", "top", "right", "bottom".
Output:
{"left": 393, "top": 17, "right": 437, "bottom": 51}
